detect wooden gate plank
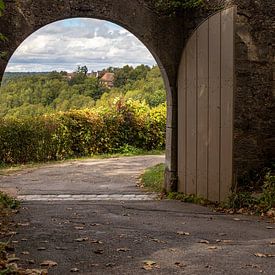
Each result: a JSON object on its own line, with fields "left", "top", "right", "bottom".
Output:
{"left": 208, "top": 13, "right": 221, "bottom": 202}
{"left": 197, "top": 22, "right": 209, "bottom": 198}
{"left": 220, "top": 7, "right": 235, "bottom": 200}
{"left": 186, "top": 33, "right": 197, "bottom": 195}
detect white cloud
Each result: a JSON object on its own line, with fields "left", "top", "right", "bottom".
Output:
{"left": 5, "top": 18, "right": 156, "bottom": 72}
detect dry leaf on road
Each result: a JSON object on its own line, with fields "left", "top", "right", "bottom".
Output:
{"left": 117, "top": 248, "right": 130, "bottom": 252}
{"left": 254, "top": 253, "right": 275, "bottom": 258}
{"left": 177, "top": 231, "right": 190, "bottom": 236}
{"left": 70, "top": 267, "right": 80, "bottom": 272}
{"left": 198, "top": 240, "right": 210, "bottom": 244}
{"left": 75, "top": 237, "right": 89, "bottom": 242}
{"left": 40, "top": 260, "right": 58, "bottom": 267}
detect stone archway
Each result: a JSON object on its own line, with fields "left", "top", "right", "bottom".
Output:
{"left": 0, "top": 0, "right": 274, "bottom": 201}
{"left": 0, "top": 0, "right": 183, "bottom": 191}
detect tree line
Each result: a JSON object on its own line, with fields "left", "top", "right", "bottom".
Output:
{"left": 0, "top": 65, "right": 166, "bottom": 118}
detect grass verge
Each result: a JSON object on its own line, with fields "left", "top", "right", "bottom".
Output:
{"left": 140, "top": 163, "right": 165, "bottom": 193}
{"left": 140, "top": 164, "right": 275, "bottom": 217}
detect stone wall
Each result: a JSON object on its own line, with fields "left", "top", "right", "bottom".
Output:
{"left": 233, "top": 0, "right": 275, "bottom": 183}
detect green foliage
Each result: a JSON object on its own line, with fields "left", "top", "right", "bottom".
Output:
{"left": 223, "top": 169, "right": 275, "bottom": 213}
{"left": 225, "top": 192, "right": 258, "bottom": 209}
{"left": 0, "top": 66, "right": 165, "bottom": 118}
{"left": 0, "top": 192, "right": 19, "bottom": 210}
{"left": 167, "top": 192, "right": 210, "bottom": 205}
{"left": 153, "top": 0, "right": 204, "bottom": 14}
{"left": 141, "top": 163, "right": 165, "bottom": 192}
{"left": 257, "top": 171, "right": 275, "bottom": 211}
{"left": 0, "top": 100, "right": 166, "bottom": 165}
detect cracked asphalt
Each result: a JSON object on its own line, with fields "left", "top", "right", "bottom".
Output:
{"left": 1, "top": 156, "right": 274, "bottom": 274}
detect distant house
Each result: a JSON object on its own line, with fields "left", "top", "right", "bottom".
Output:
{"left": 100, "top": 72, "right": 115, "bottom": 88}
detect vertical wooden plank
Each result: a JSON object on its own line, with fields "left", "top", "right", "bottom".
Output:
{"left": 208, "top": 13, "right": 221, "bottom": 202}
{"left": 177, "top": 50, "right": 187, "bottom": 193}
{"left": 220, "top": 7, "right": 234, "bottom": 200}
{"left": 186, "top": 33, "right": 197, "bottom": 194}
{"left": 197, "top": 22, "right": 209, "bottom": 198}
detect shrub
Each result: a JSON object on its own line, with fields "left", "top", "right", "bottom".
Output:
{"left": 0, "top": 100, "right": 166, "bottom": 165}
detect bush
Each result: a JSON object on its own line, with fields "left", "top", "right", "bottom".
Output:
{"left": 0, "top": 192, "right": 19, "bottom": 210}
{"left": 0, "top": 100, "right": 166, "bottom": 165}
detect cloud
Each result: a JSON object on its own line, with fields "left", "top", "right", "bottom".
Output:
{"left": 6, "top": 18, "right": 156, "bottom": 72}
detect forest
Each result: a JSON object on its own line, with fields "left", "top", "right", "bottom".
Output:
{"left": 0, "top": 65, "right": 166, "bottom": 118}
{"left": 0, "top": 65, "right": 167, "bottom": 164}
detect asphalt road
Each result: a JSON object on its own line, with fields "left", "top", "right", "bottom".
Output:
{"left": 1, "top": 156, "right": 274, "bottom": 274}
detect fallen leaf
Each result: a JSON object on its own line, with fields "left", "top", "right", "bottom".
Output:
{"left": 151, "top": 238, "right": 166, "bottom": 244}
{"left": 105, "top": 263, "right": 115, "bottom": 267}
{"left": 233, "top": 218, "right": 241, "bottom": 221}
{"left": 142, "top": 260, "right": 157, "bottom": 271}
{"left": 40, "top": 260, "right": 58, "bottom": 267}
{"left": 254, "top": 253, "right": 275, "bottom": 258}
{"left": 143, "top": 260, "right": 156, "bottom": 265}
{"left": 28, "top": 259, "right": 35, "bottom": 264}
{"left": 266, "top": 226, "right": 273, "bottom": 229}
{"left": 222, "top": 240, "right": 233, "bottom": 244}
{"left": 75, "top": 237, "right": 89, "bottom": 242}
{"left": 7, "top": 257, "right": 20, "bottom": 263}
{"left": 198, "top": 240, "right": 210, "bottom": 244}
{"left": 17, "top": 222, "right": 30, "bottom": 227}
{"left": 254, "top": 253, "right": 267, "bottom": 258}
{"left": 55, "top": 246, "right": 67, "bottom": 250}
{"left": 70, "top": 267, "right": 80, "bottom": 272}
{"left": 208, "top": 246, "right": 218, "bottom": 250}
{"left": 21, "top": 251, "right": 30, "bottom": 255}
{"left": 74, "top": 226, "right": 84, "bottom": 230}
{"left": 94, "top": 249, "right": 104, "bottom": 254}
{"left": 25, "top": 268, "right": 48, "bottom": 274}
{"left": 91, "top": 223, "right": 101, "bottom": 226}
{"left": 90, "top": 239, "right": 103, "bottom": 244}
{"left": 177, "top": 231, "right": 190, "bottom": 236}
{"left": 117, "top": 248, "right": 130, "bottom": 252}
{"left": 174, "top": 262, "right": 187, "bottom": 268}
{"left": 37, "top": 247, "right": 47, "bottom": 251}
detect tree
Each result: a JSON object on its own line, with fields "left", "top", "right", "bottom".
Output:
{"left": 77, "top": 65, "right": 88, "bottom": 76}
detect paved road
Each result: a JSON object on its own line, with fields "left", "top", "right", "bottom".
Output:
{"left": 1, "top": 156, "right": 274, "bottom": 274}
{"left": 0, "top": 155, "right": 164, "bottom": 198}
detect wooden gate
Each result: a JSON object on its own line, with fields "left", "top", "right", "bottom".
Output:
{"left": 178, "top": 7, "right": 235, "bottom": 202}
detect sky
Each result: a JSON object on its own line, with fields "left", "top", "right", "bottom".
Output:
{"left": 5, "top": 18, "right": 156, "bottom": 73}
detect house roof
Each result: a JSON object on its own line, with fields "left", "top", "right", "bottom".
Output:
{"left": 101, "top": 72, "right": 115, "bottom": 82}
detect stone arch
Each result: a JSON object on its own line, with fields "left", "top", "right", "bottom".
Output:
{"left": 0, "top": 0, "right": 274, "bottom": 199}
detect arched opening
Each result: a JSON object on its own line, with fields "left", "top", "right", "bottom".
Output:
{"left": 0, "top": 18, "right": 168, "bottom": 198}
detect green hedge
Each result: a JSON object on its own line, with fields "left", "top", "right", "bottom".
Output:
{"left": 0, "top": 100, "right": 166, "bottom": 164}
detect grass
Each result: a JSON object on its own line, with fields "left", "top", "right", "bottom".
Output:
{"left": 0, "top": 148, "right": 165, "bottom": 175}
{"left": 140, "top": 163, "right": 275, "bottom": 215}
{"left": 0, "top": 192, "right": 19, "bottom": 210}
{"left": 140, "top": 163, "right": 165, "bottom": 192}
